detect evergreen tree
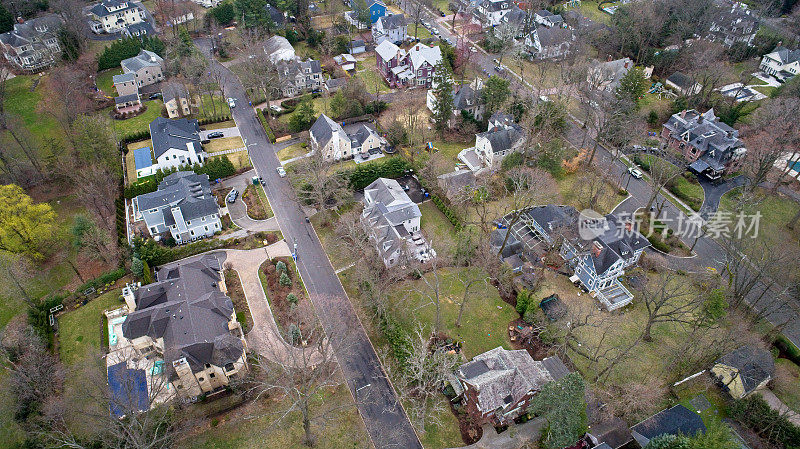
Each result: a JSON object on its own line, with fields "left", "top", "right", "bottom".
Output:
{"left": 279, "top": 271, "right": 292, "bottom": 287}
{"left": 0, "top": 4, "right": 14, "bottom": 34}
{"left": 615, "top": 66, "right": 648, "bottom": 109}
{"left": 431, "top": 61, "right": 454, "bottom": 132}
{"left": 481, "top": 75, "right": 511, "bottom": 118}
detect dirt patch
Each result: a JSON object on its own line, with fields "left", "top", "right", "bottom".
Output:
{"left": 242, "top": 185, "right": 268, "bottom": 219}
{"left": 260, "top": 257, "right": 317, "bottom": 344}
{"left": 449, "top": 399, "right": 483, "bottom": 445}
{"left": 224, "top": 268, "right": 253, "bottom": 333}
{"left": 508, "top": 318, "right": 550, "bottom": 360}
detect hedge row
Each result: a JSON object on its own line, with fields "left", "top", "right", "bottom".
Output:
{"left": 258, "top": 109, "right": 276, "bottom": 143}
{"left": 123, "top": 156, "right": 236, "bottom": 198}
{"left": 431, "top": 194, "right": 462, "bottom": 231}
{"left": 775, "top": 334, "right": 800, "bottom": 366}
{"left": 647, "top": 234, "right": 671, "bottom": 253}
{"left": 342, "top": 157, "right": 411, "bottom": 190}
{"left": 77, "top": 268, "right": 127, "bottom": 295}
{"left": 133, "top": 236, "right": 225, "bottom": 267}
{"left": 115, "top": 197, "right": 126, "bottom": 243}
{"left": 730, "top": 395, "right": 800, "bottom": 449}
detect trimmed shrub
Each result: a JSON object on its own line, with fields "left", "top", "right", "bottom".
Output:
{"left": 343, "top": 157, "right": 411, "bottom": 190}
{"left": 287, "top": 293, "right": 298, "bottom": 305}
{"left": 257, "top": 109, "right": 276, "bottom": 143}
{"left": 647, "top": 235, "right": 671, "bottom": 253}
{"left": 276, "top": 260, "right": 287, "bottom": 272}
{"left": 97, "top": 36, "right": 164, "bottom": 71}
{"left": 730, "top": 395, "right": 800, "bottom": 448}
{"left": 279, "top": 271, "right": 291, "bottom": 287}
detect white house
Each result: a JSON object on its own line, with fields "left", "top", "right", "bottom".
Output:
{"left": 334, "top": 53, "right": 357, "bottom": 71}
{"left": 132, "top": 171, "right": 221, "bottom": 243}
{"left": 458, "top": 112, "right": 524, "bottom": 171}
{"left": 149, "top": 117, "right": 206, "bottom": 171}
{"left": 474, "top": 0, "right": 513, "bottom": 26}
{"left": 372, "top": 14, "right": 407, "bottom": 45}
{"left": 524, "top": 25, "right": 575, "bottom": 60}
{"left": 533, "top": 9, "right": 564, "bottom": 27}
{"left": 88, "top": 0, "right": 148, "bottom": 34}
{"left": 759, "top": 45, "right": 800, "bottom": 83}
{"left": 361, "top": 178, "right": 434, "bottom": 267}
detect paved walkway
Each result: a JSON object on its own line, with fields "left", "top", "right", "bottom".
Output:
{"left": 758, "top": 390, "right": 800, "bottom": 426}
{"left": 225, "top": 246, "right": 323, "bottom": 366}
{"left": 212, "top": 146, "right": 247, "bottom": 155}
{"left": 446, "top": 418, "right": 546, "bottom": 449}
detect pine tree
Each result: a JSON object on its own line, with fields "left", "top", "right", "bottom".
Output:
{"left": 431, "top": 61, "right": 454, "bottom": 132}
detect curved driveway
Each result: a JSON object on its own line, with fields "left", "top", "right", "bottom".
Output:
{"left": 196, "top": 38, "right": 422, "bottom": 449}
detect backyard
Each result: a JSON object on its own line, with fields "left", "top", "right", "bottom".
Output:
{"left": 107, "top": 99, "right": 165, "bottom": 139}
{"left": 204, "top": 136, "right": 245, "bottom": 153}
{"left": 355, "top": 57, "right": 390, "bottom": 94}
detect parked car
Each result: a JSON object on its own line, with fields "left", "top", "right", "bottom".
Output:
{"left": 207, "top": 131, "right": 224, "bottom": 139}
{"left": 149, "top": 93, "right": 162, "bottom": 100}
{"left": 227, "top": 97, "right": 236, "bottom": 108}
{"left": 470, "top": 46, "right": 477, "bottom": 53}
{"left": 431, "top": 28, "right": 439, "bottom": 35}
{"left": 276, "top": 166, "right": 287, "bottom": 177}
{"left": 269, "top": 105, "right": 283, "bottom": 113}
{"left": 226, "top": 188, "right": 238, "bottom": 203}
{"left": 494, "top": 65, "right": 504, "bottom": 73}
{"left": 628, "top": 167, "right": 643, "bottom": 179}
{"left": 493, "top": 58, "right": 500, "bottom": 65}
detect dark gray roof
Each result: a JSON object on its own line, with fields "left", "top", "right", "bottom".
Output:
{"left": 161, "top": 81, "right": 188, "bottom": 103}
{"left": 771, "top": 45, "right": 800, "bottom": 64}
{"left": 349, "top": 124, "right": 377, "bottom": 148}
{"left": 632, "top": 405, "right": 706, "bottom": 441}
{"left": 0, "top": 14, "right": 62, "bottom": 48}
{"left": 587, "top": 213, "right": 650, "bottom": 276}
{"left": 90, "top": 0, "right": 140, "bottom": 18}
{"left": 264, "top": 4, "right": 285, "bottom": 25}
{"left": 325, "top": 77, "right": 347, "bottom": 90}
{"left": 136, "top": 171, "right": 218, "bottom": 221}
{"left": 121, "top": 49, "right": 163, "bottom": 73}
{"left": 379, "top": 13, "right": 406, "bottom": 29}
{"left": 535, "top": 25, "right": 574, "bottom": 48}
{"left": 478, "top": 123, "right": 524, "bottom": 153}
{"left": 113, "top": 72, "right": 136, "bottom": 84}
{"left": 115, "top": 93, "right": 139, "bottom": 104}
{"left": 666, "top": 71, "right": 695, "bottom": 90}
{"left": 541, "top": 355, "right": 569, "bottom": 380}
{"left": 122, "top": 255, "right": 243, "bottom": 376}
{"left": 453, "top": 84, "right": 481, "bottom": 110}
{"left": 490, "top": 228, "right": 522, "bottom": 258}
{"left": 125, "top": 21, "right": 154, "bottom": 36}
{"left": 351, "top": 39, "right": 365, "bottom": 47}
{"left": 149, "top": 116, "right": 200, "bottom": 159}
{"left": 525, "top": 205, "right": 579, "bottom": 235}
{"left": 663, "top": 109, "right": 744, "bottom": 170}
{"left": 716, "top": 346, "right": 775, "bottom": 395}
{"left": 310, "top": 114, "right": 345, "bottom": 148}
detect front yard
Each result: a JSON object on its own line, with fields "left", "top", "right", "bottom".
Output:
{"left": 277, "top": 142, "right": 308, "bottom": 161}
{"left": 204, "top": 136, "right": 245, "bottom": 153}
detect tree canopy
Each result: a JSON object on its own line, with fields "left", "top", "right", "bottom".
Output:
{"left": 615, "top": 66, "right": 649, "bottom": 108}
{"left": 0, "top": 184, "right": 57, "bottom": 260}
{"left": 481, "top": 76, "right": 511, "bottom": 118}
{"left": 528, "top": 372, "right": 587, "bottom": 449}
{"left": 431, "top": 61, "right": 454, "bottom": 131}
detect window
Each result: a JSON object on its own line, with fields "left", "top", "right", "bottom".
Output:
{"left": 225, "top": 363, "right": 235, "bottom": 371}
{"left": 209, "top": 373, "right": 215, "bottom": 378}
{"left": 190, "top": 230, "right": 195, "bottom": 236}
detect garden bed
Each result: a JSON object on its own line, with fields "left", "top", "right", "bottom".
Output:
{"left": 224, "top": 268, "right": 253, "bottom": 333}
{"left": 242, "top": 184, "right": 269, "bottom": 219}
{"left": 259, "top": 257, "right": 316, "bottom": 345}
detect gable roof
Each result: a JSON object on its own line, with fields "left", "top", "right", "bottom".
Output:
{"left": 375, "top": 39, "right": 402, "bottom": 61}
{"left": 0, "top": 14, "right": 63, "bottom": 48}
{"left": 263, "top": 35, "right": 296, "bottom": 62}
{"left": 161, "top": 81, "right": 189, "bottom": 103}
{"left": 453, "top": 84, "right": 481, "bottom": 109}
{"left": 377, "top": 13, "right": 406, "bottom": 30}
{"left": 310, "top": 114, "right": 346, "bottom": 149}
{"left": 716, "top": 346, "right": 775, "bottom": 395}
{"left": 585, "top": 213, "right": 650, "bottom": 276}
{"left": 263, "top": 3, "right": 285, "bottom": 25}
{"left": 121, "top": 49, "right": 163, "bottom": 73}
{"left": 134, "top": 171, "right": 218, "bottom": 219}
{"left": 769, "top": 45, "right": 800, "bottom": 65}
{"left": 534, "top": 24, "right": 574, "bottom": 48}
{"left": 113, "top": 72, "right": 136, "bottom": 84}
{"left": 478, "top": 122, "right": 524, "bottom": 153}
{"left": 631, "top": 405, "right": 706, "bottom": 442}
{"left": 363, "top": 177, "right": 421, "bottom": 226}
{"left": 408, "top": 43, "right": 442, "bottom": 68}
{"left": 663, "top": 109, "right": 745, "bottom": 170}
{"left": 666, "top": 71, "right": 696, "bottom": 90}
{"left": 115, "top": 93, "right": 139, "bottom": 104}
{"left": 149, "top": 117, "right": 201, "bottom": 159}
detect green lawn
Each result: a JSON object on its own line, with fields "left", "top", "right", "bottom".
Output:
{"left": 310, "top": 209, "right": 356, "bottom": 271}
{"left": 719, "top": 187, "right": 800, "bottom": 254}
{"left": 2, "top": 75, "right": 62, "bottom": 146}
{"left": 59, "top": 290, "right": 123, "bottom": 366}
{"left": 277, "top": 142, "right": 308, "bottom": 161}
{"left": 355, "top": 58, "right": 390, "bottom": 94}
{"left": 668, "top": 175, "right": 704, "bottom": 212}
{"left": 96, "top": 67, "right": 124, "bottom": 96}
{"left": 573, "top": 0, "right": 612, "bottom": 25}
{"left": 196, "top": 94, "right": 231, "bottom": 119}
{"left": 431, "top": 141, "right": 469, "bottom": 166}
{"left": 254, "top": 184, "right": 274, "bottom": 218}
{"left": 178, "top": 385, "right": 370, "bottom": 449}
{"left": 773, "top": 358, "right": 800, "bottom": 413}
{"left": 107, "top": 99, "right": 164, "bottom": 139}
{"left": 420, "top": 201, "right": 457, "bottom": 253}
{"left": 213, "top": 151, "right": 252, "bottom": 171}
{"left": 408, "top": 23, "right": 432, "bottom": 40}
{"left": 204, "top": 136, "right": 245, "bottom": 153}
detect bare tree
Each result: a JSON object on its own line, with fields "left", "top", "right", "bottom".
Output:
{"left": 643, "top": 156, "right": 683, "bottom": 211}
{"left": 293, "top": 151, "right": 352, "bottom": 210}
{"left": 742, "top": 97, "right": 800, "bottom": 190}
{"left": 0, "top": 253, "right": 36, "bottom": 306}
{"left": 496, "top": 166, "right": 558, "bottom": 256}
{"left": 635, "top": 271, "right": 704, "bottom": 342}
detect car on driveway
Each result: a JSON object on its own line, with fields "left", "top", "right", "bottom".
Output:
{"left": 227, "top": 97, "right": 236, "bottom": 108}
{"left": 628, "top": 167, "right": 643, "bottom": 179}
{"left": 226, "top": 188, "right": 238, "bottom": 203}
{"left": 276, "top": 166, "right": 287, "bottom": 177}
{"left": 494, "top": 65, "right": 504, "bottom": 73}
{"left": 207, "top": 131, "right": 224, "bottom": 139}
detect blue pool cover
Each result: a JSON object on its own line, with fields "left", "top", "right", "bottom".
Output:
{"left": 133, "top": 147, "right": 153, "bottom": 170}
{"left": 107, "top": 362, "right": 149, "bottom": 418}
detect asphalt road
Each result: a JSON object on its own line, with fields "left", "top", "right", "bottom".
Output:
{"left": 195, "top": 39, "right": 422, "bottom": 449}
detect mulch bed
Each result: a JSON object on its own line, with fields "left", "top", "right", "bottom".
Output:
{"left": 449, "top": 399, "right": 483, "bottom": 445}
{"left": 242, "top": 185, "right": 268, "bottom": 220}
{"left": 260, "top": 256, "right": 317, "bottom": 344}
{"left": 224, "top": 268, "right": 253, "bottom": 333}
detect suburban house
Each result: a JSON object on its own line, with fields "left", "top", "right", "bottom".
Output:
{"left": 631, "top": 405, "right": 706, "bottom": 448}
{"left": 707, "top": 4, "right": 758, "bottom": 47}
{"left": 346, "top": 0, "right": 386, "bottom": 26}
{"left": 162, "top": 82, "right": 193, "bottom": 118}
{"left": 310, "top": 114, "right": 352, "bottom": 160}
{"left": 449, "top": 347, "right": 569, "bottom": 427}
{"left": 122, "top": 21, "right": 155, "bottom": 38}
{"left": 264, "top": 4, "right": 286, "bottom": 28}
{"left": 534, "top": 9, "right": 564, "bottom": 27}
{"left": 349, "top": 124, "right": 383, "bottom": 157}
{"left": 376, "top": 41, "right": 443, "bottom": 88}
{"left": 334, "top": 53, "right": 357, "bottom": 71}
{"left": 113, "top": 72, "right": 139, "bottom": 97}
{"left": 495, "top": 4, "right": 528, "bottom": 37}
{"left": 474, "top": 0, "right": 514, "bottom": 27}
{"left": 120, "top": 255, "right": 247, "bottom": 399}
{"left": 711, "top": 346, "right": 775, "bottom": 399}
{"left": 759, "top": 45, "right": 800, "bottom": 83}
{"left": 149, "top": 116, "right": 206, "bottom": 171}
{"left": 277, "top": 58, "right": 323, "bottom": 97}
{"left": 0, "top": 14, "right": 63, "bottom": 72}
{"left": 525, "top": 25, "right": 575, "bottom": 60}
{"left": 349, "top": 39, "right": 366, "bottom": 55}
{"left": 132, "top": 171, "right": 221, "bottom": 243}
{"left": 361, "top": 178, "right": 434, "bottom": 267}
{"left": 114, "top": 93, "right": 143, "bottom": 113}
{"left": 120, "top": 49, "right": 165, "bottom": 87}
{"left": 458, "top": 112, "right": 524, "bottom": 171}
{"left": 587, "top": 57, "right": 633, "bottom": 91}
{"left": 373, "top": 14, "right": 408, "bottom": 45}
{"left": 661, "top": 108, "right": 746, "bottom": 180}
{"left": 88, "top": 0, "right": 148, "bottom": 34}
{"left": 263, "top": 35, "right": 296, "bottom": 63}
{"left": 426, "top": 80, "right": 485, "bottom": 123}
{"left": 514, "top": 205, "right": 649, "bottom": 310}
{"left": 665, "top": 71, "right": 702, "bottom": 96}
{"left": 190, "top": 0, "right": 220, "bottom": 7}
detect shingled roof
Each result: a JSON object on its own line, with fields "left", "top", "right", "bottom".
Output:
{"left": 716, "top": 346, "right": 775, "bottom": 395}
{"left": 149, "top": 116, "right": 201, "bottom": 160}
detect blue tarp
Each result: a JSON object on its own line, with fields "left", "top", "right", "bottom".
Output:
{"left": 107, "top": 362, "right": 149, "bottom": 418}
{"left": 133, "top": 147, "right": 153, "bottom": 170}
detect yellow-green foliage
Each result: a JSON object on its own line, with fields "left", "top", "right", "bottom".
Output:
{"left": 0, "top": 184, "right": 57, "bottom": 260}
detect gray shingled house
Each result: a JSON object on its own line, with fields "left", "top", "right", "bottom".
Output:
{"left": 631, "top": 405, "right": 706, "bottom": 447}
{"left": 711, "top": 346, "right": 775, "bottom": 399}
{"left": 120, "top": 49, "right": 164, "bottom": 87}
{"left": 450, "top": 347, "right": 569, "bottom": 427}
{"left": 0, "top": 14, "right": 63, "bottom": 72}
{"left": 132, "top": 171, "right": 221, "bottom": 244}
{"left": 121, "top": 255, "right": 247, "bottom": 399}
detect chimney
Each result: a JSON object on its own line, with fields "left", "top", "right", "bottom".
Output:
{"left": 607, "top": 54, "right": 612, "bottom": 62}
{"left": 592, "top": 241, "right": 603, "bottom": 257}
{"left": 16, "top": 17, "right": 23, "bottom": 24}
{"left": 680, "top": 110, "right": 686, "bottom": 119}
{"left": 777, "top": 40, "right": 783, "bottom": 47}
{"left": 624, "top": 60, "right": 629, "bottom": 69}
{"left": 624, "top": 222, "right": 633, "bottom": 232}
{"left": 415, "top": 45, "right": 420, "bottom": 51}
{"left": 727, "top": 130, "right": 733, "bottom": 138}
{"left": 698, "top": 114, "right": 704, "bottom": 123}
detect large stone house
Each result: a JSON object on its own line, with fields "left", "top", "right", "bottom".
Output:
{"left": 113, "top": 72, "right": 139, "bottom": 96}
{"left": 707, "top": 4, "right": 758, "bottom": 47}
{"left": 376, "top": 41, "right": 442, "bottom": 89}
{"left": 372, "top": 14, "right": 407, "bottom": 45}
{"left": 121, "top": 255, "right": 247, "bottom": 399}
{"left": 149, "top": 116, "right": 206, "bottom": 171}
{"left": 361, "top": 178, "right": 434, "bottom": 266}
{"left": 458, "top": 112, "right": 524, "bottom": 171}
{"left": 661, "top": 108, "right": 746, "bottom": 180}
{"left": 450, "top": 347, "right": 569, "bottom": 427}
{"left": 277, "top": 58, "right": 323, "bottom": 97}
{"left": 0, "top": 14, "right": 63, "bottom": 72}
{"left": 132, "top": 171, "right": 221, "bottom": 243}
{"left": 120, "top": 49, "right": 165, "bottom": 87}
{"left": 162, "top": 82, "right": 192, "bottom": 118}
{"left": 310, "top": 114, "right": 352, "bottom": 160}
{"left": 760, "top": 45, "right": 800, "bottom": 84}
{"left": 89, "top": 0, "right": 148, "bottom": 34}
{"left": 518, "top": 205, "right": 650, "bottom": 310}
{"left": 711, "top": 346, "right": 774, "bottom": 399}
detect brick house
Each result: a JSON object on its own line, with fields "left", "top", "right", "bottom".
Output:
{"left": 375, "top": 40, "right": 442, "bottom": 88}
